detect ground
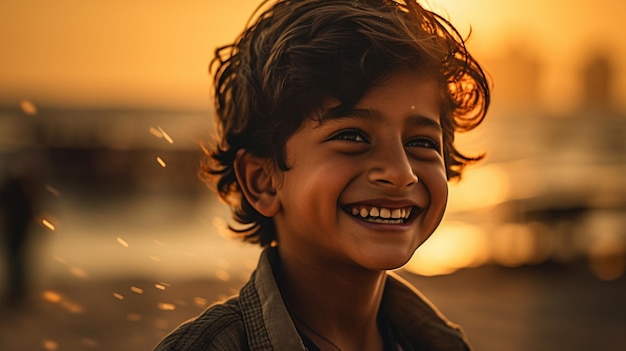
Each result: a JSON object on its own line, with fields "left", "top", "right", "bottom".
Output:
{"left": 1, "top": 261, "right": 624, "bottom": 351}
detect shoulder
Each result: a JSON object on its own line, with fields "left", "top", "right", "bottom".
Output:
{"left": 153, "top": 296, "right": 250, "bottom": 351}
{"left": 383, "top": 272, "right": 473, "bottom": 350}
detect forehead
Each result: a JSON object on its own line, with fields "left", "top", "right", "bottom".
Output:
{"left": 358, "top": 69, "right": 441, "bottom": 111}
{"left": 315, "top": 69, "right": 442, "bottom": 125}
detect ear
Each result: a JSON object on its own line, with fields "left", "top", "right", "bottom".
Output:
{"left": 233, "top": 149, "right": 281, "bottom": 217}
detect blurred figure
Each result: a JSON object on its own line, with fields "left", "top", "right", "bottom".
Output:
{"left": 582, "top": 53, "right": 612, "bottom": 111}
{"left": 0, "top": 161, "right": 37, "bottom": 308}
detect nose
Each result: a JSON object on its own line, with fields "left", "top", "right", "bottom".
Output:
{"left": 367, "top": 141, "right": 418, "bottom": 189}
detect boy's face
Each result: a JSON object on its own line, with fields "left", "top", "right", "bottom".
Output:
{"left": 272, "top": 69, "right": 448, "bottom": 271}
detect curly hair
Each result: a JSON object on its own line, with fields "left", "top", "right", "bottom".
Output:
{"left": 200, "top": 0, "right": 490, "bottom": 246}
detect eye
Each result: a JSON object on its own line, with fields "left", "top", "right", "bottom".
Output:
{"left": 406, "top": 137, "right": 440, "bottom": 150}
{"left": 329, "top": 129, "right": 369, "bottom": 143}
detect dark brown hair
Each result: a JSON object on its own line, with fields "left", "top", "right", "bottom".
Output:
{"left": 201, "top": 0, "right": 490, "bottom": 246}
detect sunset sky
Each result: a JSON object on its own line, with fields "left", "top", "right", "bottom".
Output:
{"left": 1, "top": 0, "right": 625, "bottom": 112}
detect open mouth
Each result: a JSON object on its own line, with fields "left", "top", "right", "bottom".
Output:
{"left": 344, "top": 205, "right": 415, "bottom": 224}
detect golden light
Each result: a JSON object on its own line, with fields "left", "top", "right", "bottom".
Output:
{"left": 2, "top": 0, "right": 625, "bottom": 112}
{"left": 447, "top": 164, "right": 510, "bottom": 213}
{"left": 587, "top": 231, "right": 626, "bottom": 281}
{"left": 589, "top": 253, "right": 626, "bottom": 281}
{"left": 490, "top": 224, "right": 537, "bottom": 267}
{"left": 404, "top": 221, "right": 489, "bottom": 276}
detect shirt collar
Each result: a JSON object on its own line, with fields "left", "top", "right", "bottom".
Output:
{"left": 240, "top": 248, "right": 306, "bottom": 350}
{"left": 241, "top": 247, "right": 471, "bottom": 351}
{"left": 382, "top": 272, "right": 472, "bottom": 350}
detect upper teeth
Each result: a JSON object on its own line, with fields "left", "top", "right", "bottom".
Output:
{"left": 350, "top": 206, "right": 412, "bottom": 220}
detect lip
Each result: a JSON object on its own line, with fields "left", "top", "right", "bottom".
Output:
{"left": 342, "top": 198, "right": 420, "bottom": 209}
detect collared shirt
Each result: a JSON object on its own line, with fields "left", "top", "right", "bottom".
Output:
{"left": 154, "top": 248, "right": 472, "bottom": 350}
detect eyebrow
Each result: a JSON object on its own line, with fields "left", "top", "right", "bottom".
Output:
{"left": 405, "top": 113, "right": 442, "bottom": 132}
{"left": 320, "top": 108, "right": 442, "bottom": 132}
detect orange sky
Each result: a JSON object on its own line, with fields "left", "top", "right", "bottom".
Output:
{"left": 1, "top": 0, "right": 625, "bottom": 112}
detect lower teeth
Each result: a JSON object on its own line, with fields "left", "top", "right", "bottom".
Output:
{"left": 363, "top": 217, "right": 404, "bottom": 224}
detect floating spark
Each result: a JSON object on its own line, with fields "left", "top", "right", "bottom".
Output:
{"left": 113, "top": 292, "right": 124, "bottom": 300}
{"left": 153, "top": 239, "right": 165, "bottom": 246}
{"left": 116, "top": 237, "right": 129, "bottom": 248}
{"left": 45, "top": 185, "right": 61, "bottom": 197}
{"left": 81, "top": 338, "right": 98, "bottom": 347}
{"left": 216, "top": 258, "right": 230, "bottom": 269}
{"left": 158, "top": 126, "right": 174, "bottom": 144}
{"left": 155, "top": 282, "right": 170, "bottom": 290}
{"left": 193, "top": 297, "right": 207, "bottom": 307}
{"left": 149, "top": 126, "right": 174, "bottom": 144}
{"left": 156, "top": 157, "right": 166, "bottom": 168}
{"left": 157, "top": 302, "right": 176, "bottom": 311}
{"left": 42, "top": 290, "right": 62, "bottom": 303}
{"left": 42, "top": 339, "right": 58, "bottom": 350}
{"left": 42, "top": 291, "right": 83, "bottom": 313}
{"left": 61, "top": 300, "right": 84, "bottom": 314}
{"left": 127, "top": 313, "right": 142, "bottom": 321}
{"left": 21, "top": 100, "right": 37, "bottom": 115}
{"left": 149, "top": 127, "right": 163, "bottom": 138}
{"left": 216, "top": 269, "right": 231, "bottom": 282}
{"left": 42, "top": 219, "right": 55, "bottom": 231}
{"left": 130, "top": 286, "right": 144, "bottom": 294}
{"left": 69, "top": 266, "right": 88, "bottom": 278}
{"left": 154, "top": 319, "right": 169, "bottom": 330}
{"left": 174, "top": 299, "right": 188, "bottom": 307}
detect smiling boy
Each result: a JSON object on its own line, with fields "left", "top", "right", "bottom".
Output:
{"left": 155, "top": 0, "right": 489, "bottom": 350}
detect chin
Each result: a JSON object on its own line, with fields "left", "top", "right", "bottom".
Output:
{"left": 359, "top": 250, "right": 415, "bottom": 271}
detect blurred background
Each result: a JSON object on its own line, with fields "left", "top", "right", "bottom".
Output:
{"left": 1, "top": 0, "right": 625, "bottom": 350}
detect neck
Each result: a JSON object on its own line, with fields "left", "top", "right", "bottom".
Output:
{"left": 277, "top": 247, "right": 387, "bottom": 351}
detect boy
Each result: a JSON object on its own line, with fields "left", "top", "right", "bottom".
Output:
{"left": 155, "top": 0, "right": 489, "bottom": 350}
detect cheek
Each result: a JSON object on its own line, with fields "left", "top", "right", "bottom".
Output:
{"left": 439, "top": 180, "right": 449, "bottom": 210}
{"left": 421, "top": 163, "right": 449, "bottom": 209}
{"left": 281, "top": 161, "right": 345, "bottom": 211}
